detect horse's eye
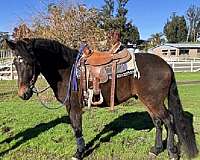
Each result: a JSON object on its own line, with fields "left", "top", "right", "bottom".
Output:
{"left": 19, "top": 58, "right": 24, "bottom": 63}
{"left": 16, "top": 56, "right": 24, "bottom": 63}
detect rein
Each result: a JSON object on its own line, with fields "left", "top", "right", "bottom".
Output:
{"left": 31, "top": 45, "right": 86, "bottom": 110}
{"left": 30, "top": 62, "right": 63, "bottom": 109}
{"left": 32, "top": 85, "right": 50, "bottom": 94}
{"left": 29, "top": 57, "right": 64, "bottom": 110}
{"left": 62, "top": 44, "right": 86, "bottom": 104}
{"left": 32, "top": 85, "right": 64, "bottom": 110}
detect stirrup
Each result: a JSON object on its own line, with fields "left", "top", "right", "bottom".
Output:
{"left": 88, "top": 89, "right": 103, "bottom": 108}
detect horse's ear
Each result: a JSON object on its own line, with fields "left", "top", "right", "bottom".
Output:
{"left": 109, "top": 42, "right": 121, "bottom": 54}
{"left": 6, "top": 39, "right": 16, "bottom": 50}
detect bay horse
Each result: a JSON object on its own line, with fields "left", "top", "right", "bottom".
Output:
{"left": 6, "top": 38, "right": 198, "bottom": 160}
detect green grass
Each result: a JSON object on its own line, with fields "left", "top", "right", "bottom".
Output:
{"left": 0, "top": 73, "right": 200, "bottom": 160}
{"left": 175, "top": 72, "right": 200, "bottom": 81}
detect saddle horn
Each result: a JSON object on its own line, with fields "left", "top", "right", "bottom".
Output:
{"left": 109, "top": 42, "right": 121, "bottom": 54}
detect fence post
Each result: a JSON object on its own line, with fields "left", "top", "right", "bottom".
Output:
{"left": 191, "top": 61, "right": 193, "bottom": 72}
{"left": 172, "top": 62, "right": 175, "bottom": 71}
{"left": 10, "top": 63, "right": 15, "bottom": 80}
{"left": 11, "top": 50, "right": 13, "bottom": 58}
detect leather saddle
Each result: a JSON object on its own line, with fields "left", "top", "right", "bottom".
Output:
{"left": 83, "top": 42, "right": 131, "bottom": 66}
{"left": 80, "top": 42, "right": 132, "bottom": 109}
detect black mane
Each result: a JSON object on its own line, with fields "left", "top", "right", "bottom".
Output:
{"left": 16, "top": 38, "right": 78, "bottom": 65}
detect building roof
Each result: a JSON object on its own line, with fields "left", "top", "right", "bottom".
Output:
{"left": 150, "top": 43, "right": 200, "bottom": 51}
{"left": 166, "top": 43, "right": 200, "bottom": 48}
{"left": 157, "top": 45, "right": 177, "bottom": 50}
{"left": 148, "top": 45, "right": 176, "bottom": 53}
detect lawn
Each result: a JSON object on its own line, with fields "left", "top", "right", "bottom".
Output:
{"left": 175, "top": 72, "right": 200, "bottom": 81}
{"left": 0, "top": 72, "right": 200, "bottom": 160}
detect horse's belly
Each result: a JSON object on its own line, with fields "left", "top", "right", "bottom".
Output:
{"left": 100, "top": 76, "right": 134, "bottom": 107}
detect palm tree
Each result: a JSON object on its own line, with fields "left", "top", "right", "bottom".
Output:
{"left": 149, "top": 32, "right": 164, "bottom": 47}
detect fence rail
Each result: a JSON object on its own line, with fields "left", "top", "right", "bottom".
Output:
{"left": 0, "top": 63, "right": 17, "bottom": 80}
{"left": 0, "top": 50, "right": 15, "bottom": 80}
{"left": 163, "top": 57, "right": 200, "bottom": 62}
{"left": 167, "top": 61, "right": 200, "bottom": 72}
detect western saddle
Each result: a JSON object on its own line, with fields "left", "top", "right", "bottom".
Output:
{"left": 79, "top": 42, "right": 131, "bottom": 110}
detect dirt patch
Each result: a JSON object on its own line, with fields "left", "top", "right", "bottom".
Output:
{"left": 1, "top": 126, "right": 11, "bottom": 134}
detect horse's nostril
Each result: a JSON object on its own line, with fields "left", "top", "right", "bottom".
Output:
{"left": 19, "top": 94, "right": 26, "bottom": 100}
{"left": 24, "top": 93, "right": 29, "bottom": 100}
{"left": 18, "top": 88, "right": 33, "bottom": 100}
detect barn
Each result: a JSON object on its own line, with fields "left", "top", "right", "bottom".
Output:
{"left": 149, "top": 43, "right": 200, "bottom": 61}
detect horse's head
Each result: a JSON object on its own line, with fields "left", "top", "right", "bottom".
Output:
{"left": 6, "top": 39, "right": 40, "bottom": 100}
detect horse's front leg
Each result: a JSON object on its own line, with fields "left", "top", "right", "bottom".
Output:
{"left": 68, "top": 98, "right": 85, "bottom": 160}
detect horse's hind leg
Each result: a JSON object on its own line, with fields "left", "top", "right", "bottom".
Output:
{"left": 162, "top": 112, "right": 179, "bottom": 159}
{"left": 150, "top": 105, "right": 179, "bottom": 160}
{"left": 140, "top": 97, "right": 178, "bottom": 159}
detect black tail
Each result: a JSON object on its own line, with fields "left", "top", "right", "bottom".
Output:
{"left": 168, "top": 72, "right": 198, "bottom": 158}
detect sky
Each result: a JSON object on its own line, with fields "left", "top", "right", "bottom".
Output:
{"left": 0, "top": 0, "right": 200, "bottom": 40}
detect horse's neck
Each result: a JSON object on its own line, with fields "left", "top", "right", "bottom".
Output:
{"left": 38, "top": 52, "right": 75, "bottom": 103}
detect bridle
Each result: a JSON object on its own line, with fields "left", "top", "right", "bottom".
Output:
{"left": 28, "top": 62, "right": 62, "bottom": 110}
{"left": 29, "top": 62, "right": 39, "bottom": 91}
{"left": 26, "top": 57, "right": 64, "bottom": 110}
{"left": 14, "top": 53, "right": 39, "bottom": 92}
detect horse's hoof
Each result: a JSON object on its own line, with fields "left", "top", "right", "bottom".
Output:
{"left": 148, "top": 152, "right": 157, "bottom": 160}
{"left": 72, "top": 150, "right": 84, "bottom": 160}
{"left": 170, "top": 158, "right": 179, "bottom": 160}
{"left": 169, "top": 154, "right": 180, "bottom": 160}
{"left": 71, "top": 157, "right": 79, "bottom": 160}
{"left": 168, "top": 147, "right": 180, "bottom": 160}
{"left": 150, "top": 146, "right": 163, "bottom": 155}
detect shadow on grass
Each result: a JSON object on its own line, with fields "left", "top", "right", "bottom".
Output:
{"left": 0, "top": 110, "right": 195, "bottom": 159}
{"left": 84, "top": 111, "right": 154, "bottom": 158}
{"left": 0, "top": 115, "right": 70, "bottom": 157}
{"left": 83, "top": 111, "right": 195, "bottom": 159}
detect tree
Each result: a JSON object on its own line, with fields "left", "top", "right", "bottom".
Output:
{"left": 13, "top": 23, "right": 32, "bottom": 41}
{"left": 164, "top": 13, "right": 188, "bottom": 43}
{"left": 148, "top": 32, "right": 165, "bottom": 47}
{"left": 100, "top": 0, "right": 140, "bottom": 44}
{"left": 186, "top": 5, "right": 200, "bottom": 42}
{"left": 99, "top": 0, "right": 114, "bottom": 30}
{"left": 123, "top": 22, "right": 140, "bottom": 44}
{"left": 115, "top": 0, "right": 128, "bottom": 31}
{"left": 15, "top": 3, "right": 107, "bottom": 50}
{"left": 0, "top": 32, "right": 9, "bottom": 49}
{"left": 13, "top": 0, "right": 139, "bottom": 49}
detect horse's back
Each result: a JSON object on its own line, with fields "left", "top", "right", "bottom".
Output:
{"left": 135, "top": 53, "right": 171, "bottom": 73}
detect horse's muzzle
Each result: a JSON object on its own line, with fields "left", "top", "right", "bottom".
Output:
{"left": 18, "top": 83, "right": 33, "bottom": 100}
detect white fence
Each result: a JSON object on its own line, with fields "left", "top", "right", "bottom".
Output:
{"left": 0, "top": 50, "right": 16, "bottom": 80}
{"left": 0, "top": 50, "right": 13, "bottom": 58}
{"left": 163, "top": 57, "right": 200, "bottom": 62}
{"left": 167, "top": 61, "right": 200, "bottom": 72}
{"left": 0, "top": 63, "right": 17, "bottom": 80}
{"left": 0, "top": 50, "right": 14, "bottom": 66}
